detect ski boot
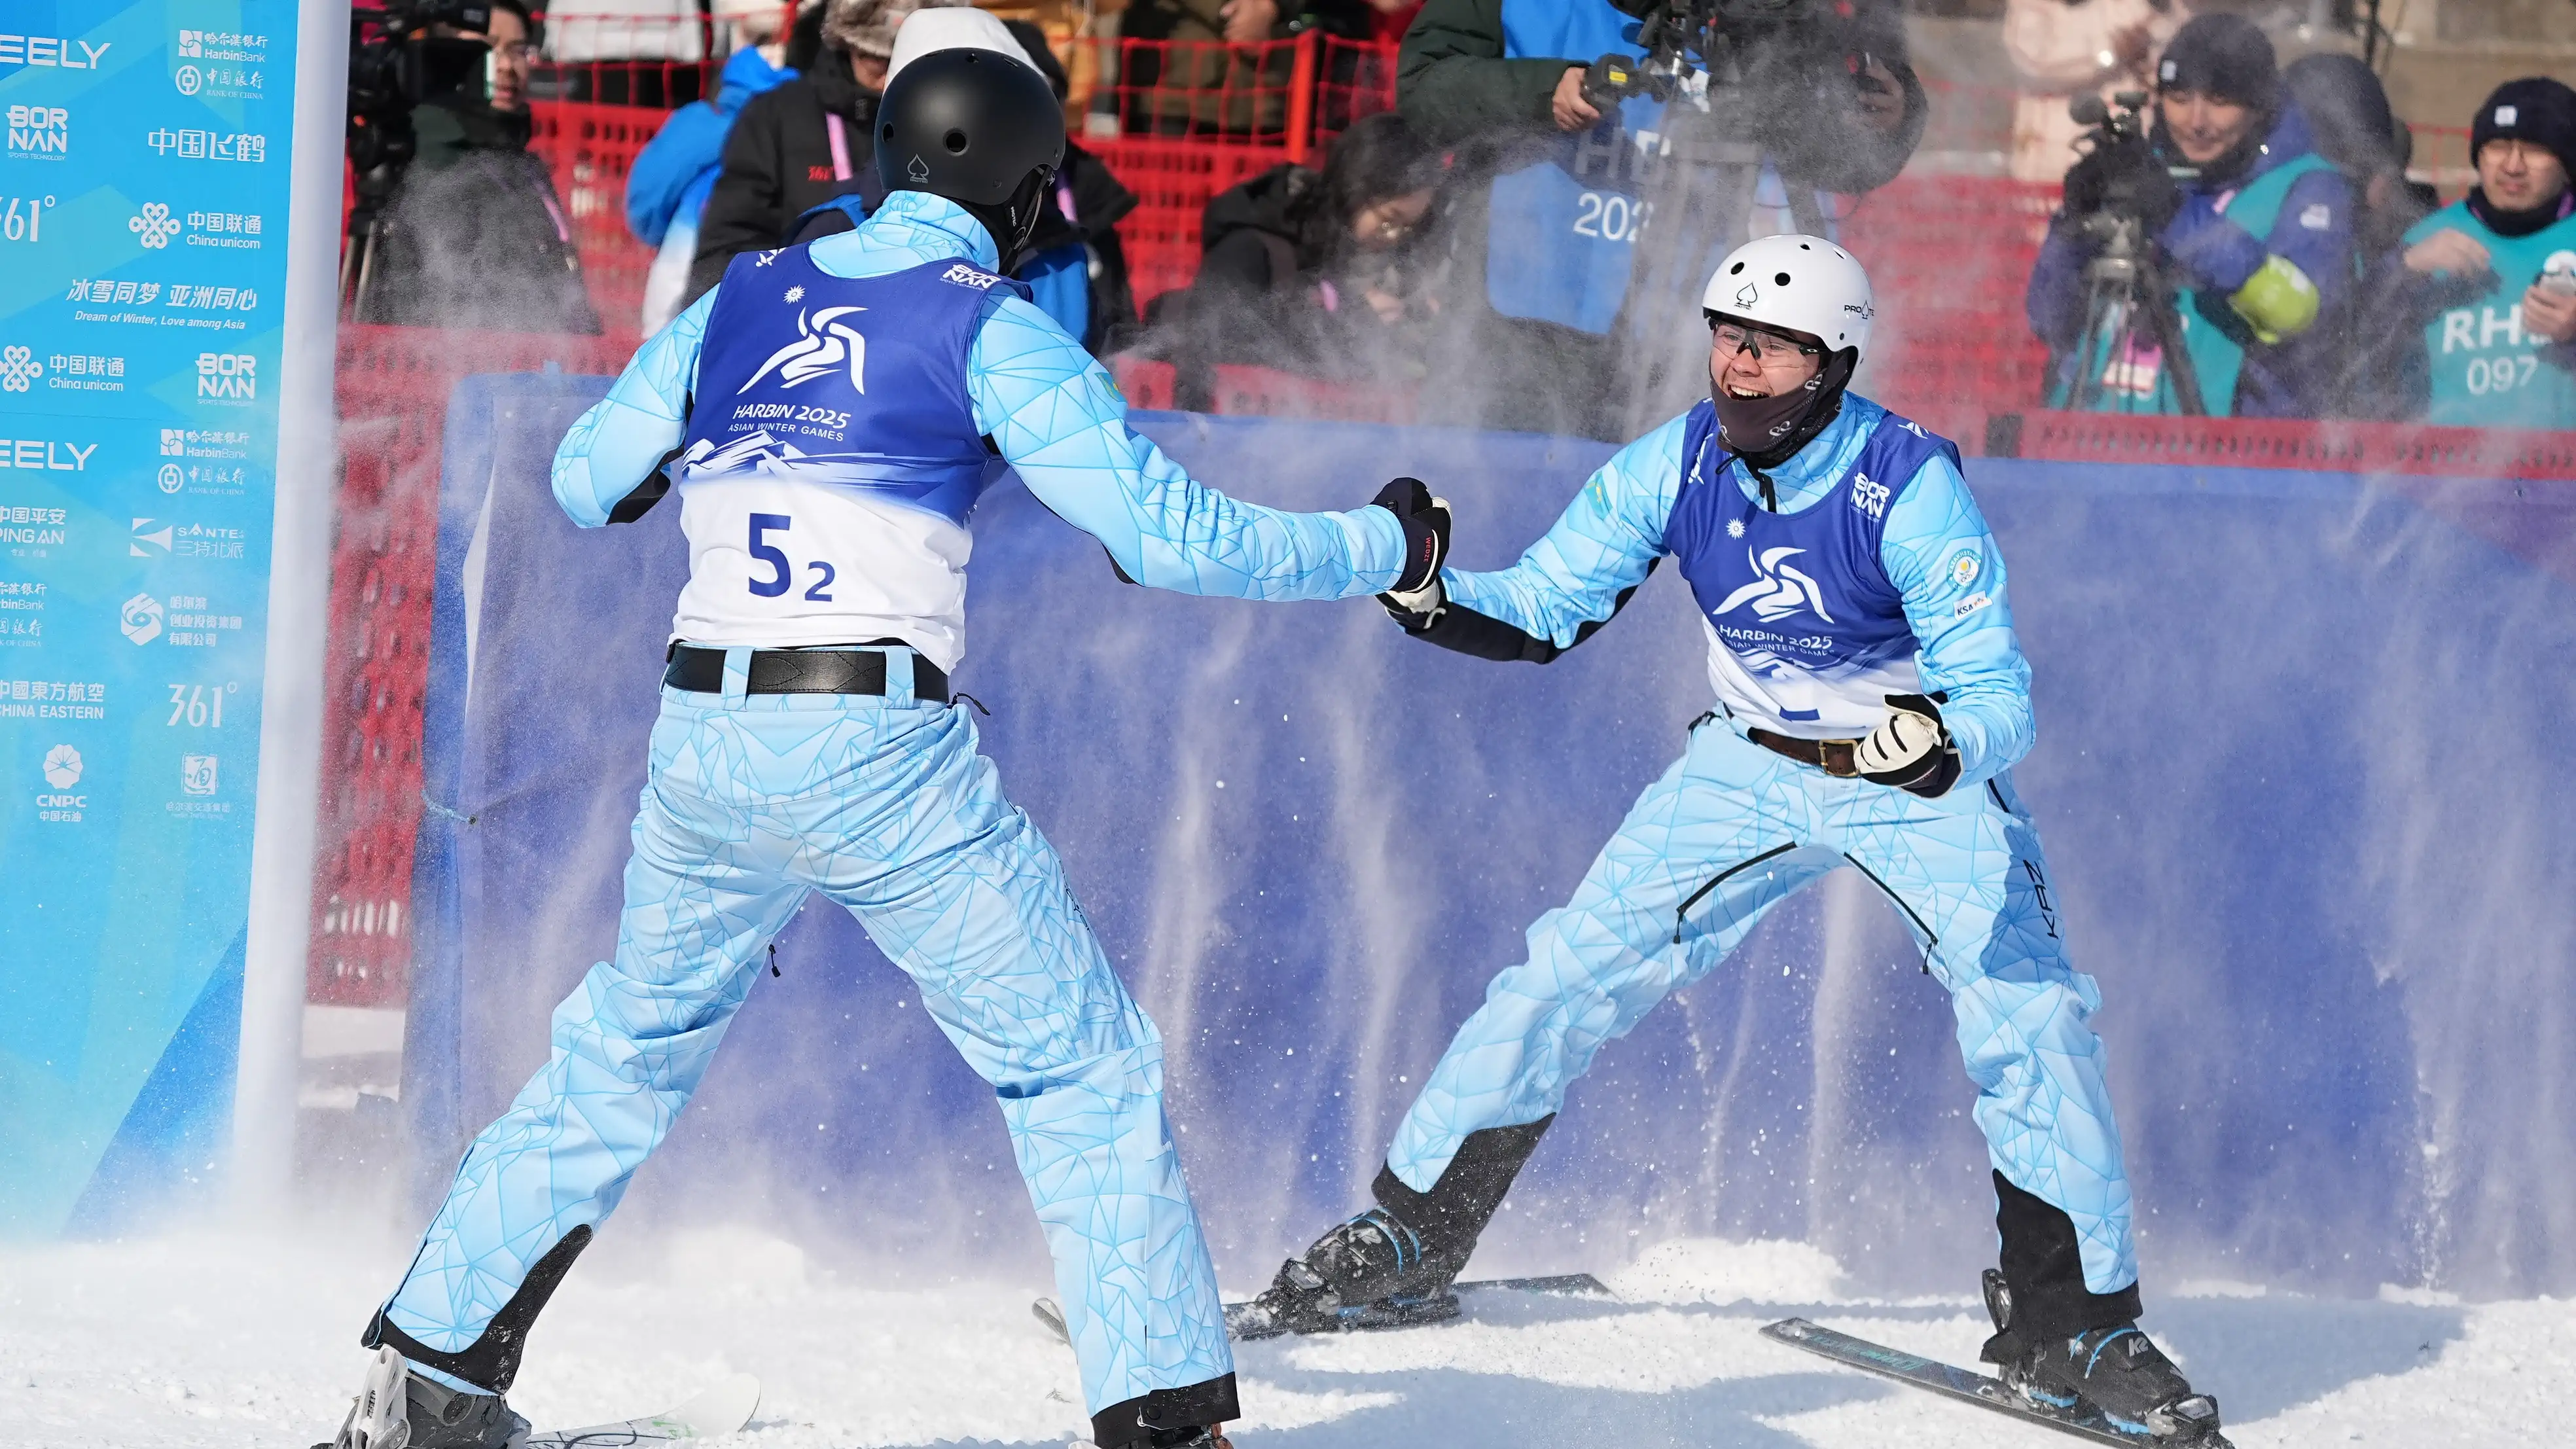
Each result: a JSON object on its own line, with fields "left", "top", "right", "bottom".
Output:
{"left": 1980, "top": 1269, "right": 2230, "bottom": 1445}
{"left": 1236, "top": 1118, "right": 1554, "bottom": 1339}
{"left": 319, "top": 1346, "right": 531, "bottom": 1449}
{"left": 1236, "top": 1204, "right": 1468, "bottom": 1338}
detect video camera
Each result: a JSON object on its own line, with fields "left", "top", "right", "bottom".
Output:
{"left": 347, "top": 1, "right": 501, "bottom": 186}
{"left": 1578, "top": 0, "right": 1865, "bottom": 112}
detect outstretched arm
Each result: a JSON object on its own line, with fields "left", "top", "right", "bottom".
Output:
{"left": 1878, "top": 453, "right": 2034, "bottom": 786}
{"left": 551, "top": 289, "right": 716, "bottom": 527}
{"left": 967, "top": 293, "right": 1407, "bottom": 600}
{"left": 1407, "top": 412, "right": 1685, "bottom": 662}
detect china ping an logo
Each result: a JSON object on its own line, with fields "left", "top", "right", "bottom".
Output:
{"left": 739, "top": 306, "right": 865, "bottom": 394}
{"left": 196, "top": 351, "right": 255, "bottom": 401}
{"left": 7, "top": 104, "right": 67, "bottom": 157}
{"left": 1714, "top": 546, "right": 1835, "bottom": 624}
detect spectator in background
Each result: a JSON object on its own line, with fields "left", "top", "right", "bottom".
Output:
{"left": 782, "top": 10, "right": 1143, "bottom": 351}
{"left": 358, "top": 0, "right": 601, "bottom": 334}
{"left": 626, "top": 0, "right": 797, "bottom": 334}
{"left": 1137, "top": 113, "right": 1444, "bottom": 410}
{"left": 687, "top": 0, "right": 967, "bottom": 303}
{"left": 2282, "top": 52, "right": 2433, "bottom": 419}
{"left": 2026, "top": 14, "right": 2350, "bottom": 418}
{"left": 1395, "top": 0, "right": 1923, "bottom": 440}
{"left": 2397, "top": 78, "right": 2576, "bottom": 428}
{"left": 2002, "top": 0, "right": 2187, "bottom": 185}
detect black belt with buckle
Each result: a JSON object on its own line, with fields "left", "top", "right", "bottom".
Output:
{"left": 663, "top": 641, "right": 949, "bottom": 704}
{"left": 1747, "top": 727, "right": 1861, "bottom": 778}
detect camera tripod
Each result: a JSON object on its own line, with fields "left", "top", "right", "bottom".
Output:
{"left": 2059, "top": 209, "right": 2206, "bottom": 416}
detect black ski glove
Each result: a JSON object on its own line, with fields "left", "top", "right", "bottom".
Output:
{"left": 1856, "top": 692, "right": 1963, "bottom": 798}
{"left": 1373, "top": 476, "right": 1452, "bottom": 626}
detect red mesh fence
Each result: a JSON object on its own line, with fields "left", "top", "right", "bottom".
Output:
{"left": 310, "top": 326, "right": 633, "bottom": 1009}
{"left": 1995, "top": 410, "right": 2576, "bottom": 480}
{"left": 526, "top": 101, "right": 667, "bottom": 338}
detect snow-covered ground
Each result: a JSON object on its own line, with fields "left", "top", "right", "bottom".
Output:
{"left": 5, "top": 1228, "right": 2566, "bottom": 1448}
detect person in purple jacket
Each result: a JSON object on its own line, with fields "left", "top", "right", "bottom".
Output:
{"left": 2025, "top": 14, "right": 2356, "bottom": 418}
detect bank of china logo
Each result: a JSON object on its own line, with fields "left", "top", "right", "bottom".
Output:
{"left": 132, "top": 518, "right": 172, "bottom": 556}
{"left": 181, "top": 754, "right": 219, "bottom": 796}
{"left": 130, "top": 201, "right": 181, "bottom": 247}
{"left": 0, "top": 346, "right": 40, "bottom": 392}
{"left": 43, "top": 744, "right": 82, "bottom": 789}
{"left": 1714, "top": 546, "right": 1834, "bottom": 624}
{"left": 175, "top": 64, "right": 203, "bottom": 96}
{"left": 738, "top": 306, "right": 866, "bottom": 394}
{"left": 120, "top": 592, "right": 163, "bottom": 645}
{"left": 158, "top": 463, "right": 185, "bottom": 493}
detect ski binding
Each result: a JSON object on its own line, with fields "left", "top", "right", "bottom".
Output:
{"left": 1762, "top": 1318, "right": 2230, "bottom": 1448}
{"left": 526, "top": 1371, "right": 762, "bottom": 1447}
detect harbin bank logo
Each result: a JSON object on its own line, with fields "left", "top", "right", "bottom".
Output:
{"left": 129, "top": 202, "right": 181, "bottom": 247}
{"left": 1714, "top": 546, "right": 1834, "bottom": 624}
{"left": 42, "top": 743, "right": 80, "bottom": 788}
{"left": 120, "top": 592, "right": 162, "bottom": 644}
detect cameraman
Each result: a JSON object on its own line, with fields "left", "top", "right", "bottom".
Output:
{"left": 355, "top": 0, "right": 602, "bottom": 335}
{"left": 2394, "top": 78, "right": 2576, "bottom": 429}
{"left": 2024, "top": 14, "right": 2350, "bottom": 418}
{"left": 1398, "top": 0, "right": 1924, "bottom": 440}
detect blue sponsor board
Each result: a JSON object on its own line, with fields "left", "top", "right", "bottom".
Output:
{"left": 0, "top": 1, "right": 296, "bottom": 1234}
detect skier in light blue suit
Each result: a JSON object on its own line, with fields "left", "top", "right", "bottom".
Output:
{"left": 1249, "top": 236, "right": 2228, "bottom": 1445}
{"left": 324, "top": 49, "right": 1454, "bottom": 1449}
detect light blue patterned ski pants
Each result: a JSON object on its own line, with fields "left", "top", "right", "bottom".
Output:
{"left": 1386, "top": 719, "right": 2138, "bottom": 1295}
{"left": 381, "top": 663, "right": 1232, "bottom": 1416}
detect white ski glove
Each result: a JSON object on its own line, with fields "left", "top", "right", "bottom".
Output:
{"left": 1855, "top": 692, "right": 1961, "bottom": 797}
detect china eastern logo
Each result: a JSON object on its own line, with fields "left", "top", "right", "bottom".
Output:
{"left": 1713, "top": 546, "right": 1834, "bottom": 624}
{"left": 196, "top": 351, "right": 255, "bottom": 401}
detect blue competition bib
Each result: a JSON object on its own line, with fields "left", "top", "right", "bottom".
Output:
{"left": 684, "top": 247, "right": 1029, "bottom": 526}
{"left": 1486, "top": 0, "right": 1662, "bottom": 334}
{"left": 1665, "top": 401, "right": 1958, "bottom": 711}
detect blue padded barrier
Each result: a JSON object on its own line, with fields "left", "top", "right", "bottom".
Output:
{"left": 406, "top": 379, "right": 2576, "bottom": 1301}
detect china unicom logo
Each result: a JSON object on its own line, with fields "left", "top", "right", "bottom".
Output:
{"left": 130, "top": 201, "right": 180, "bottom": 247}
{"left": 43, "top": 744, "right": 82, "bottom": 789}
{"left": 0, "top": 346, "right": 40, "bottom": 392}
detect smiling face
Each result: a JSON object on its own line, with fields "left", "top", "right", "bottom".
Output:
{"left": 2160, "top": 88, "right": 2256, "bottom": 164}
{"left": 2479, "top": 137, "right": 2571, "bottom": 213}
{"left": 1709, "top": 319, "right": 1824, "bottom": 399}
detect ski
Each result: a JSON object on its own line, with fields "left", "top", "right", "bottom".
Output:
{"left": 1761, "top": 1319, "right": 2231, "bottom": 1448}
{"left": 524, "top": 1372, "right": 763, "bottom": 1447}
{"left": 1033, "top": 1274, "right": 1613, "bottom": 1347}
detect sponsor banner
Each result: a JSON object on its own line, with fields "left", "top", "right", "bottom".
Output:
{"left": 0, "top": 1, "right": 295, "bottom": 1235}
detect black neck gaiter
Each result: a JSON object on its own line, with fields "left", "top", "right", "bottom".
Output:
{"left": 2467, "top": 186, "right": 2575, "bottom": 239}
{"left": 1713, "top": 348, "right": 1859, "bottom": 500}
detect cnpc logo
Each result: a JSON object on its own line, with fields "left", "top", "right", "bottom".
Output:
{"left": 195, "top": 351, "right": 255, "bottom": 401}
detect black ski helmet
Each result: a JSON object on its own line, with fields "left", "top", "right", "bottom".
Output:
{"left": 874, "top": 45, "right": 1065, "bottom": 261}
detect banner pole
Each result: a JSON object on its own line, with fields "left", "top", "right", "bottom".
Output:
{"left": 232, "top": 0, "right": 353, "bottom": 1219}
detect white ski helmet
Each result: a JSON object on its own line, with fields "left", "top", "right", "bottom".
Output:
{"left": 886, "top": 5, "right": 1028, "bottom": 85}
{"left": 1701, "top": 234, "right": 1876, "bottom": 363}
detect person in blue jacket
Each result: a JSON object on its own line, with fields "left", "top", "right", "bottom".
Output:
{"left": 626, "top": 14, "right": 798, "bottom": 334}
{"left": 318, "top": 47, "right": 1454, "bottom": 1449}
{"left": 1248, "top": 235, "right": 2229, "bottom": 1445}
{"left": 2026, "top": 14, "right": 2354, "bottom": 418}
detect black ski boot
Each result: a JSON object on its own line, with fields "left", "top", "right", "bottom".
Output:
{"left": 319, "top": 1346, "right": 529, "bottom": 1449}
{"left": 1980, "top": 1270, "right": 2228, "bottom": 1444}
{"left": 1236, "top": 1117, "right": 1550, "bottom": 1338}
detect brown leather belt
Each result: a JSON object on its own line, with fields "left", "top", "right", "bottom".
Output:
{"left": 664, "top": 641, "right": 950, "bottom": 703}
{"left": 1747, "top": 727, "right": 1862, "bottom": 778}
